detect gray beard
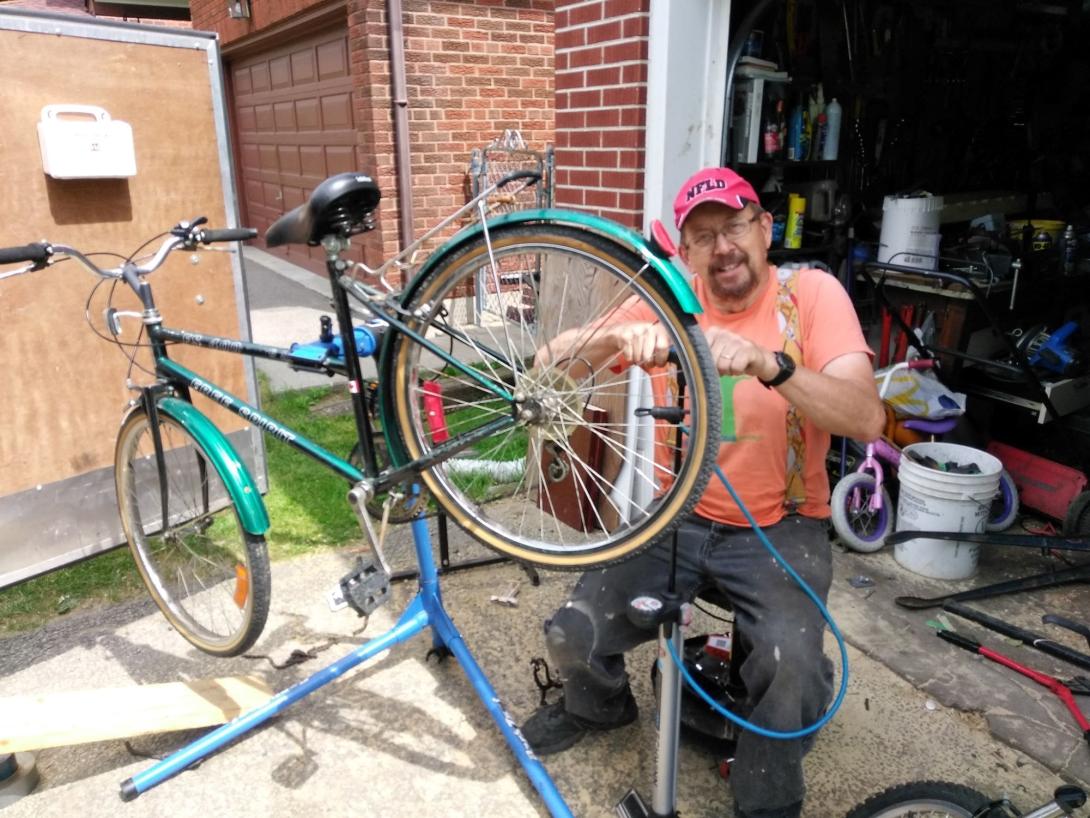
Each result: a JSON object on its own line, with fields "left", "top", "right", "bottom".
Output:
{"left": 708, "top": 264, "right": 758, "bottom": 304}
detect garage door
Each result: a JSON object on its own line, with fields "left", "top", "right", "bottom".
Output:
{"left": 230, "top": 26, "right": 364, "bottom": 274}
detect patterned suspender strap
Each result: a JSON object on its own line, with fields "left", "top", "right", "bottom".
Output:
{"left": 775, "top": 267, "right": 806, "bottom": 512}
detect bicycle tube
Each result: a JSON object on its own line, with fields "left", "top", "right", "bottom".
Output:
{"left": 400, "top": 209, "right": 702, "bottom": 316}
{"left": 142, "top": 397, "right": 270, "bottom": 535}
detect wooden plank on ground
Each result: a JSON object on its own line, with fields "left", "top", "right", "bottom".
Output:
{"left": 0, "top": 675, "right": 274, "bottom": 753}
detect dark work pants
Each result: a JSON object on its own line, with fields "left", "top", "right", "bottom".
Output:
{"left": 543, "top": 515, "right": 834, "bottom": 818}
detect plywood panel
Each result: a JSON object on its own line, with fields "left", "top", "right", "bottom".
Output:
{"left": 0, "top": 27, "right": 249, "bottom": 496}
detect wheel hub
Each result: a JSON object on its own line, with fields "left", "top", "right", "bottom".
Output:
{"left": 515, "top": 367, "right": 586, "bottom": 444}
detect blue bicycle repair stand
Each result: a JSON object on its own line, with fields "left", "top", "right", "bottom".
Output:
{"left": 119, "top": 514, "right": 576, "bottom": 818}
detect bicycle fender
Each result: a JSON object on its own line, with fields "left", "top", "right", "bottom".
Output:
{"left": 154, "top": 397, "right": 271, "bottom": 535}
{"left": 405, "top": 209, "right": 702, "bottom": 314}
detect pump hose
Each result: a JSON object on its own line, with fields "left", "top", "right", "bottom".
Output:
{"left": 662, "top": 462, "right": 849, "bottom": 740}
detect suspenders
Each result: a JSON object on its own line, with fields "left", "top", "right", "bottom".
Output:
{"left": 774, "top": 267, "right": 806, "bottom": 512}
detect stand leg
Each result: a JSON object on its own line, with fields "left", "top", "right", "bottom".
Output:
{"left": 120, "top": 512, "right": 576, "bottom": 818}
{"left": 120, "top": 600, "right": 430, "bottom": 800}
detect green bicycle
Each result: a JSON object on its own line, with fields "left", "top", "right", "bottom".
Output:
{"left": 0, "top": 171, "right": 720, "bottom": 657}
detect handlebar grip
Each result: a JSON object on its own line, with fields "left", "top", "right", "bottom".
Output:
{"left": 198, "top": 228, "right": 258, "bottom": 244}
{"left": 0, "top": 242, "right": 51, "bottom": 265}
{"left": 936, "top": 630, "right": 981, "bottom": 653}
{"left": 496, "top": 170, "right": 541, "bottom": 188}
{"left": 908, "top": 358, "right": 936, "bottom": 370}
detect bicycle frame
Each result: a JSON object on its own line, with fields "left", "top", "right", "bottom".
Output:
{"left": 850, "top": 437, "right": 902, "bottom": 513}
{"left": 132, "top": 236, "right": 522, "bottom": 504}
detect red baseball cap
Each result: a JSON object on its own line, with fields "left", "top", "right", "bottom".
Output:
{"left": 673, "top": 168, "right": 761, "bottom": 230}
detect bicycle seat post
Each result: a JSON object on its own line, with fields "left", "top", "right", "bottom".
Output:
{"left": 322, "top": 234, "right": 379, "bottom": 476}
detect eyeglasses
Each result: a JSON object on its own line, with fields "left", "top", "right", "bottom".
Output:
{"left": 687, "top": 214, "right": 762, "bottom": 250}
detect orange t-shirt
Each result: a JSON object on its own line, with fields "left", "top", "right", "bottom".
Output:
{"left": 690, "top": 266, "right": 873, "bottom": 527}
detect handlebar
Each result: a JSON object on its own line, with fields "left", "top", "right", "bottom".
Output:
{"left": 0, "top": 218, "right": 255, "bottom": 281}
{"left": 876, "top": 357, "right": 938, "bottom": 400}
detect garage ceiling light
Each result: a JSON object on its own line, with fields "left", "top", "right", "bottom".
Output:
{"left": 228, "top": 0, "right": 251, "bottom": 18}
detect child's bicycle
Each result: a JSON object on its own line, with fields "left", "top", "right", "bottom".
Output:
{"left": 831, "top": 358, "right": 1020, "bottom": 553}
{"left": 846, "top": 780, "right": 1086, "bottom": 817}
{"left": 0, "top": 170, "right": 721, "bottom": 657}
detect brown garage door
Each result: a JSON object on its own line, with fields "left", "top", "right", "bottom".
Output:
{"left": 230, "top": 26, "right": 364, "bottom": 274}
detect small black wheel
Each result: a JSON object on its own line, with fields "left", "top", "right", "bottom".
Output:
{"left": 846, "top": 780, "right": 1002, "bottom": 818}
{"left": 1063, "top": 489, "right": 1090, "bottom": 536}
{"left": 115, "top": 404, "right": 270, "bottom": 656}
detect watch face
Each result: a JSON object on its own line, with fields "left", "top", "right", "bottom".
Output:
{"left": 762, "top": 351, "right": 795, "bottom": 387}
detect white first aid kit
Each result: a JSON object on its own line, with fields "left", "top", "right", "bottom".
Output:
{"left": 36, "top": 104, "right": 137, "bottom": 179}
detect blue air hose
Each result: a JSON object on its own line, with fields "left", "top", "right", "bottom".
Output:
{"left": 662, "top": 463, "right": 849, "bottom": 740}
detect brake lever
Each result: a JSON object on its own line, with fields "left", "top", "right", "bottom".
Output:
{"left": 171, "top": 216, "right": 209, "bottom": 247}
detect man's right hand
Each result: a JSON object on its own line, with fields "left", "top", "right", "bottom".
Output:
{"left": 606, "top": 321, "right": 672, "bottom": 369}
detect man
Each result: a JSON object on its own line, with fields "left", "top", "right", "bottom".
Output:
{"left": 521, "top": 167, "right": 885, "bottom": 818}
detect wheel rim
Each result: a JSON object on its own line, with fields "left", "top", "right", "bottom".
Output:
{"left": 117, "top": 415, "right": 254, "bottom": 651}
{"left": 391, "top": 231, "right": 714, "bottom": 566}
{"left": 842, "top": 476, "right": 889, "bottom": 543}
{"left": 864, "top": 802, "right": 976, "bottom": 818}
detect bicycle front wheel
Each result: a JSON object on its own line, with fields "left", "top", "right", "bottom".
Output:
{"left": 383, "top": 223, "right": 719, "bottom": 570}
{"left": 115, "top": 406, "right": 270, "bottom": 656}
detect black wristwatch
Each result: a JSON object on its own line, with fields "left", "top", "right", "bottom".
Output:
{"left": 759, "top": 350, "right": 796, "bottom": 388}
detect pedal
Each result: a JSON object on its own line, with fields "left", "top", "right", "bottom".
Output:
{"left": 337, "top": 556, "right": 391, "bottom": 617}
{"left": 614, "top": 788, "right": 650, "bottom": 818}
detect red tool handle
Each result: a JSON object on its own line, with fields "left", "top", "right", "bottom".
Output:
{"left": 939, "top": 631, "right": 1090, "bottom": 736}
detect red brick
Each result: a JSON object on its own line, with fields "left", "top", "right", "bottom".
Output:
{"left": 601, "top": 170, "right": 641, "bottom": 190}
{"left": 584, "top": 150, "right": 618, "bottom": 169}
{"left": 586, "top": 20, "right": 622, "bottom": 44}
{"left": 568, "top": 2, "right": 603, "bottom": 26}
{"left": 585, "top": 66, "right": 621, "bottom": 87}
{"left": 586, "top": 107, "right": 620, "bottom": 128}
{"left": 621, "top": 14, "right": 649, "bottom": 38}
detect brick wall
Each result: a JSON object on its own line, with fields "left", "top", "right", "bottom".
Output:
{"left": 188, "top": 0, "right": 328, "bottom": 44}
{"left": 352, "top": 0, "right": 555, "bottom": 263}
{"left": 554, "top": 0, "right": 648, "bottom": 228}
{"left": 191, "top": 0, "right": 555, "bottom": 270}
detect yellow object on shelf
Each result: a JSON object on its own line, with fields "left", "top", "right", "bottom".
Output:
{"left": 784, "top": 193, "right": 806, "bottom": 249}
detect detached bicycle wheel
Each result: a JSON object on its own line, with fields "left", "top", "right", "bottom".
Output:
{"left": 383, "top": 223, "right": 719, "bottom": 570}
{"left": 845, "top": 780, "right": 1000, "bottom": 818}
{"left": 115, "top": 406, "right": 270, "bottom": 656}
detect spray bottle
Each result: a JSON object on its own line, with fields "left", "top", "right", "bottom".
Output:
{"left": 822, "top": 98, "right": 843, "bottom": 161}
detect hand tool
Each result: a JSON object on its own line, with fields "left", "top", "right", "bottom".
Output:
{"left": 937, "top": 629, "right": 1090, "bottom": 751}
{"left": 895, "top": 563, "right": 1090, "bottom": 609}
{"left": 1044, "top": 614, "right": 1090, "bottom": 650}
{"left": 888, "top": 530, "right": 1090, "bottom": 553}
{"left": 943, "top": 601, "right": 1090, "bottom": 672}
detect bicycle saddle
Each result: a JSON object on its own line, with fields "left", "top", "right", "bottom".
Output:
{"left": 266, "top": 172, "right": 381, "bottom": 247}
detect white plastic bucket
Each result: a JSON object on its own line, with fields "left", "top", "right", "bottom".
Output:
{"left": 878, "top": 194, "right": 944, "bottom": 269}
{"left": 894, "top": 442, "right": 1002, "bottom": 580}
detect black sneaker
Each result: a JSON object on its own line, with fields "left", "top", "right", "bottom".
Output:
{"left": 520, "top": 695, "right": 638, "bottom": 756}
